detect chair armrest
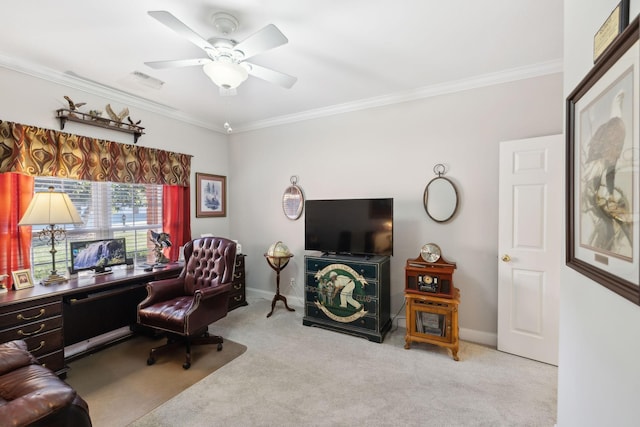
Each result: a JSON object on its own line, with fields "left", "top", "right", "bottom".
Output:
{"left": 195, "top": 282, "right": 232, "bottom": 301}
{"left": 139, "top": 277, "right": 184, "bottom": 309}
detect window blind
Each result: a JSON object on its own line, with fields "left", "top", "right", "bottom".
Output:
{"left": 30, "top": 177, "right": 163, "bottom": 278}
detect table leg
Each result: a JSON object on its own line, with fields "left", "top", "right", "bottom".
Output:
{"left": 266, "top": 293, "right": 295, "bottom": 318}
{"left": 266, "top": 261, "right": 295, "bottom": 317}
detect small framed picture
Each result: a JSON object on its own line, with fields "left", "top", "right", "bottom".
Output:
{"left": 196, "top": 173, "right": 226, "bottom": 218}
{"left": 12, "top": 269, "right": 34, "bottom": 290}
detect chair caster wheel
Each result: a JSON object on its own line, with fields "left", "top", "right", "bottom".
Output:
{"left": 147, "top": 357, "right": 155, "bottom": 366}
{"left": 217, "top": 343, "right": 223, "bottom": 351}
{"left": 183, "top": 362, "right": 191, "bottom": 370}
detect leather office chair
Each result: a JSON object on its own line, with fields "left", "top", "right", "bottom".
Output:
{"left": 137, "top": 236, "right": 237, "bottom": 369}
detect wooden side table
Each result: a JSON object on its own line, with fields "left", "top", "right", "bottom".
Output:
{"left": 404, "top": 288, "right": 460, "bottom": 361}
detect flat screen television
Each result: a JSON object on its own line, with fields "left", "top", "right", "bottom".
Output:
{"left": 69, "top": 238, "right": 127, "bottom": 274}
{"left": 305, "top": 198, "right": 393, "bottom": 256}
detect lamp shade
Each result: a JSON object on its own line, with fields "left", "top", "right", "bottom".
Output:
{"left": 18, "top": 187, "right": 83, "bottom": 226}
{"left": 203, "top": 61, "right": 249, "bottom": 89}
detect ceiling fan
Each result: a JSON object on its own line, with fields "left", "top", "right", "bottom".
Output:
{"left": 145, "top": 10, "right": 297, "bottom": 94}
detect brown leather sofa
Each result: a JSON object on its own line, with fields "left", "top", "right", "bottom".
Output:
{"left": 0, "top": 340, "right": 91, "bottom": 427}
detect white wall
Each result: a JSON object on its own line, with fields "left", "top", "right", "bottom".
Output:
{"left": 559, "top": 1, "right": 640, "bottom": 426}
{"left": 229, "top": 74, "right": 563, "bottom": 343}
{"left": 0, "top": 42, "right": 564, "bottom": 346}
{"left": 0, "top": 66, "right": 231, "bottom": 241}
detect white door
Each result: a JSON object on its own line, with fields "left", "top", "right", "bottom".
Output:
{"left": 498, "top": 134, "right": 563, "bottom": 366}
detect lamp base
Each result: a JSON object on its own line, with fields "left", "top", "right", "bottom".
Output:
{"left": 41, "top": 274, "right": 68, "bottom": 286}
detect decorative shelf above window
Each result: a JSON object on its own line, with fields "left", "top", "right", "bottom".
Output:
{"left": 56, "top": 109, "right": 145, "bottom": 143}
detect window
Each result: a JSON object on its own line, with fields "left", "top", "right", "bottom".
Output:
{"left": 29, "top": 177, "right": 163, "bottom": 278}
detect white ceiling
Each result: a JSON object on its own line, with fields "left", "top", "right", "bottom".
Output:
{"left": 0, "top": 1, "right": 563, "bottom": 133}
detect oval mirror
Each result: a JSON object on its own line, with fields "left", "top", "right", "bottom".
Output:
{"left": 283, "top": 177, "right": 304, "bottom": 220}
{"left": 424, "top": 176, "right": 458, "bottom": 223}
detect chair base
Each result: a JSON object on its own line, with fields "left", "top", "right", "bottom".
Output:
{"left": 146, "top": 330, "right": 224, "bottom": 370}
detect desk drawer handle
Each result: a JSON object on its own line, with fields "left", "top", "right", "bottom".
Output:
{"left": 233, "top": 295, "right": 243, "bottom": 302}
{"left": 233, "top": 272, "right": 242, "bottom": 279}
{"left": 17, "top": 309, "right": 45, "bottom": 320}
{"left": 18, "top": 324, "right": 46, "bottom": 336}
{"left": 29, "top": 341, "right": 45, "bottom": 352}
{"left": 233, "top": 283, "right": 242, "bottom": 290}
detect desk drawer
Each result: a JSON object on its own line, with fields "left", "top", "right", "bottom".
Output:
{"left": 0, "top": 301, "right": 62, "bottom": 330}
{"left": 39, "top": 349, "right": 65, "bottom": 373}
{"left": 0, "top": 315, "right": 63, "bottom": 343}
{"left": 22, "top": 328, "right": 64, "bottom": 358}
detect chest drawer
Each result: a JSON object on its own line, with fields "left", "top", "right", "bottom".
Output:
{"left": 0, "top": 300, "right": 62, "bottom": 330}
{"left": 306, "top": 257, "right": 380, "bottom": 282}
{"left": 228, "top": 254, "right": 247, "bottom": 311}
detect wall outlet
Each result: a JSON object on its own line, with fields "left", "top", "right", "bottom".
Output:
{"left": 290, "top": 278, "right": 295, "bottom": 287}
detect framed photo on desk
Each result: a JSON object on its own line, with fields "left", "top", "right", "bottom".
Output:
{"left": 12, "top": 269, "right": 34, "bottom": 290}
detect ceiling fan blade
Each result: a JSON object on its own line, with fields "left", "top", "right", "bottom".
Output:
{"left": 234, "top": 24, "right": 288, "bottom": 60}
{"left": 148, "top": 10, "right": 217, "bottom": 53}
{"left": 245, "top": 62, "right": 297, "bottom": 89}
{"left": 145, "top": 58, "right": 212, "bottom": 69}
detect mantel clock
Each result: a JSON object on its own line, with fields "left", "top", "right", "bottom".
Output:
{"left": 405, "top": 243, "right": 456, "bottom": 298}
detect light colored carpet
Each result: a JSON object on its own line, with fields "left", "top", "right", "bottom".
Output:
{"left": 64, "top": 333, "right": 246, "bottom": 427}
{"left": 131, "top": 298, "right": 558, "bottom": 427}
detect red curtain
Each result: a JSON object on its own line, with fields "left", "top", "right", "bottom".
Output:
{"left": 0, "top": 173, "right": 34, "bottom": 288}
{"left": 162, "top": 185, "right": 191, "bottom": 261}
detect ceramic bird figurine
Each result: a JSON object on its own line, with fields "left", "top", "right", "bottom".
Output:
{"left": 149, "top": 230, "right": 172, "bottom": 264}
{"left": 64, "top": 95, "right": 86, "bottom": 111}
{"left": 105, "top": 104, "right": 129, "bottom": 124}
{"left": 127, "top": 116, "right": 142, "bottom": 127}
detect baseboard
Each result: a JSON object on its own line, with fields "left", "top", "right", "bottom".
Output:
{"left": 65, "top": 326, "right": 132, "bottom": 359}
{"left": 245, "top": 287, "right": 497, "bottom": 347}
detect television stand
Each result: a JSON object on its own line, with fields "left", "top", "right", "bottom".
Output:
{"left": 303, "top": 254, "right": 391, "bottom": 342}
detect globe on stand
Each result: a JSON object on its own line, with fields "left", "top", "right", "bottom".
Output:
{"left": 264, "top": 241, "right": 295, "bottom": 317}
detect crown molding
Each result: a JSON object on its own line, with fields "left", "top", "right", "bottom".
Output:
{"left": 0, "top": 53, "right": 561, "bottom": 135}
{"left": 235, "top": 59, "right": 563, "bottom": 133}
{"left": 0, "top": 53, "right": 220, "bottom": 132}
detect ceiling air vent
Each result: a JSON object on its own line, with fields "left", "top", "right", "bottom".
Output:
{"left": 131, "top": 71, "right": 164, "bottom": 89}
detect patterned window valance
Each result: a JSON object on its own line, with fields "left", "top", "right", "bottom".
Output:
{"left": 0, "top": 120, "right": 191, "bottom": 186}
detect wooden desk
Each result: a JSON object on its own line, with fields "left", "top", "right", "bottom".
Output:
{"left": 0, "top": 264, "right": 182, "bottom": 376}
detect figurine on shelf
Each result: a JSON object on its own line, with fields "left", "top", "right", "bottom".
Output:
{"left": 64, "top": 95, "right": 86, "bottom": 117}
{"left": 106, "top": 104, "right": 129, "bottom": 126}
{"left": 88, "top": 110, "right": 103, "bottom": 120}
{"left": 127, "top": 116, "right": 142, "bottom": 130}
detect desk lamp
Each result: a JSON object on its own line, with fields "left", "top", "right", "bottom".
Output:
{"left": 18, "top": 186, "right": 83, "bottom": 285}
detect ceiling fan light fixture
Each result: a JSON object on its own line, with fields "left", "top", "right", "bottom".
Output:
{"left": 203, "top": 61, "right": 249, "bottom": 89}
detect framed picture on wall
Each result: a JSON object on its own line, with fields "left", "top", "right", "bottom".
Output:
{"left": 566, "top": 17, "right": 639, "bottom": 304}
{"left": 196, "top": 173, "right": 226, "bottom": 218}
{"left": 12, "top": 269, "right": 34, "bottom": 290}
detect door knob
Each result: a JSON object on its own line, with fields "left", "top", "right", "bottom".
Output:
{"left": 501, "top": 254, "right": 511, "bottom": 262}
